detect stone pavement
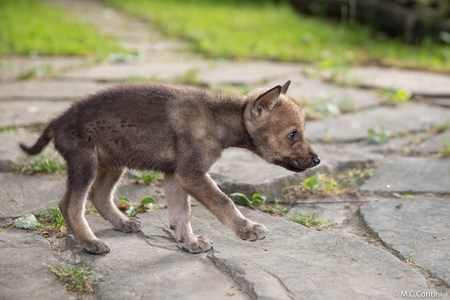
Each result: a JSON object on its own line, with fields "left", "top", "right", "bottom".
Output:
{"left": 1, "top": 0, "right": 450, "bottom": 299}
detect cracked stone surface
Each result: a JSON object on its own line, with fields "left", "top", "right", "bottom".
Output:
{"left": 265, "top": 75, "right": 380, "bottom": 110}
{"left": 0, "top": 99, "right": 72, "bottom": 127}
{"left": 0, "top": 173, "right": 164, "bottom": 218}
{"left": 0, "top": 81, "right": 113, "bottom": 100}
{"left": 0, "top": 56, "right": 93, "bottom": 82}
{"left": 0, "top": 229, "right": 75, "bottom": 300}
{"left": 360, "top": 157, "right": 450, "bottom": 193}
{"left": 48, "top": 206, "right": 429, "bottom": 300}
{"left": 2, "top": 0, "right": 450, "bottom": 298}
{"left": 350, "top": 67, "right": 450, "bottom": 97}
{"left": 414, "top": 130, "right": 450, "bottom": 154}
{"left": 62, "top": 61, "right": 209, "bottom": 82}
{"left": 0, "top": 132, "right": 57, "bottom": 172}
{"left": 198, "top": 61, "right": 302, "bottom": 86}
{"left": 306, "top": 103, "right": 450, "bottom": 143}
{"left": 360, "top": 197, "right": 450, "bottom": 286}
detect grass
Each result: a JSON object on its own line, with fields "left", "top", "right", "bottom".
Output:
{"left": 283, "top": 164, "right": 374, "bottom": 198}
{"left": 0, "top": 0, "right": 122, "bottom": 58}
{"left": 230, "top": 192, "right": 266, "bottom": 208}
{"left": 47, "top": 264, "right": 94, "bottom": 295}
{"left": 287, "top": 208, "right": 328, "bottom": 229}
{"left": 264, "top": 200, "right": 291, "bottom": 216}
{"left": 16, "top": 153, "right": 66, "bottom": 175}
{"left": 367, "top": 127, "right": 390, "bottom": 144}
{"left": 130, "top": 171, "right": 163, "bottom": 185}
{"left": 376, "top": 89, "right": 412, "bottom": 106}
{"left": 118, "top": 196, "right": 161, "bottom": 217}
{"left": 39, "top": 205, "right": 65, "bottom": 231}
{"left": 305, "top": 102, "right": 341, "bottom": 120}
{"left": 406, "top": 240, "right": 418, "bottom": 265}
{"left": 103, "top": 0, "right": 450, "bottom": 71}
{"left": 18, "top": 64, "right": 56, "bottom": 80}
{"left": 439, "top": 137, "right": 450, "bottom": 157}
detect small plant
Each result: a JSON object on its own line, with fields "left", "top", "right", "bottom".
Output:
{"left": 377, "top": 88, "right": 412, "bottom": 106}
{"left": 230, "top": 193, "right": 266, "bottom": 208}
{"left": 367, "top": 127, "right": 390, "bottom": 144}
{"left": 338, "top": 100, "right": 356, "bottom": 113}
{"left": 406, "top": 240, "right": 418, "bottom": 265}
{"left": 39, "top": 205, "right": 65, "bottom": 231}
{"left": 264, "top": 201, "right": 291, "bottom": 216}
{"left": 430, "top": 121, "right": 450, "bottom": 135}
{"left": 0, "top": 125, "right": 21, "bottom": 133}
{"left": 335, "top": 164, "right": 373, "bottom": 187}
{"left": 175, "top": 68, "right": 200, "bottom": 85}
{"left": 48, "top": 264, "right": 93, "bottom": 295}
{"left": 18, "top": 65, "right": 56, "bottom": 80}
{"left": 118, "top": 196, "right": 157, "bottom": 217}
{"left": 121, "top": 74, "right": 159, "bottom": 83}
{"left": 287, "top": 208, "right": 328, "bottom": 229}
{"left": 306, "top": 102, "right": 341, "bottom": 120}
{"left": 85, "top": 205, "right": 99, "bottom": 215}
{"left": 438, "top": 137, "right": 450, "bottom": 157}
{"left": 131, "top": 171, "right": 163, "bottom": 185}
{"left": 283, "top": 164, "right": 373, "bottom": 199}
{"left": 16, "top": 153, "right": 66, "bottom": 175}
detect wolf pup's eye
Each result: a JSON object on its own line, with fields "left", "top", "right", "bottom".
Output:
{"left": 289, "top": 130, "right": 298, "bottom": 141}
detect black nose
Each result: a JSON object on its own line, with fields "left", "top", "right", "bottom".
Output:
{"left": 312, "top": 156, "right": 320, "bottom": 166}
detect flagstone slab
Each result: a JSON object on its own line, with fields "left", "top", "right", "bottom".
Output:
{"left": 0, "top": 132, "right": 58, "bottom": 172}
{"left": 0, "top": 81, "right": 113, "bottom": 100}
{"left": 210, "top": 148, "right": 324, "bottom": 200}
{"left": 62, "top": 61, "right": 208, "bottom": 82}
{"left": 0, "top": 229, "right": 75, "bottom": 300}
{"left": 0, "top": 55, "right": 92, "bottom": 82}
{"left": 199, "top": 61, "right": 302, "bottom": 86}
{"left": 360, "top": 157, "right": 450, "bottom": 193}
{"left": 360, "top": 197, "right": 450, "bottom": 286}
{"left": 264, "top": 75, "right": 380, "bottom": 110}
{"left": 0, "top": 100, "right": 72, "bottom": 127}
{"left": 414, "top": 130, "right": 450, "bottom": 154}
{"left": 350, "top": 67, "right": 450, "bottom": 97}
{"left": 49, "top": 206, "right": 431, "bottom": 300}
{"left": 0, "top": 173, "right": 163, "bottom": 218}
{"left": 306, "top": 103, "right": 450, "bottom": 143}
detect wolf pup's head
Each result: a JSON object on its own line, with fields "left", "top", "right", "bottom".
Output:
{"left": 244, "top": 81, "right": 320, "bottom": 172}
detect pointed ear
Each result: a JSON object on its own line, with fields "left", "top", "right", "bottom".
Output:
{"left": 281, "top": 80, "right": 290, "bottom": 94}
{"left": 252, "top": 86, "right": 281, "bottom": 117}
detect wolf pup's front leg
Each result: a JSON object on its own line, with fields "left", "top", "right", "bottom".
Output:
{"left": 176, "top": 173, "right": 268, "bottom": 246}
{"left": 164, "top": 173, "right": 213, "bottom": 253}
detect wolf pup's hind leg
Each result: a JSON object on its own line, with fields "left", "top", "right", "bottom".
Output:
{"left": 164, "top": 173, "right": 213, "bottom": 253}
{"left": 59, "top": 148, "right": 111, "bottom": 254}
{"left": 88, "top": 167, "right": 142, "bottom": 233}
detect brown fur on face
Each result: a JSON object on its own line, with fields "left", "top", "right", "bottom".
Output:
{"left": 20, "top": 81, "right": 319, "bottom": 254}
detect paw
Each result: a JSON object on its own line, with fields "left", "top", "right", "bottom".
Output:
{"left": 236, "top": 220, "right": 268, "bottom": 242}
{"left": 80, "top": 239, "right": 111, "bottom": 254}
{"left": 117, "top": 217, "right": 142, "bottom": 233}
{"left": 180, "top": 235, "right": 213, "bottom": 254}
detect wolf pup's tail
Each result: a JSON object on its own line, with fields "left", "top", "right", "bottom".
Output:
{"left": 19, "top": 122, "right": 55, "bottom": 155}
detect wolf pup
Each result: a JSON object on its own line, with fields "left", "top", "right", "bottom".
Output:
{"left": 20, "top": 81, "right": 320, "bottom": 254}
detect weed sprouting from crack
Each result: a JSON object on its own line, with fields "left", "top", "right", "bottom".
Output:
{"left": 47, "top": 263, "right": 94, "bottom": 295}
{"left": 287, "top": 207, "right": 331, "bottom": 230}
{"left": 406, "top": 240, "right": 418, "bottom": 266}
{"left": 283, "top": 164, "right": 373, "bottom": 199}
{"left": 16, "top": 153, "right": 66, "bottom": 175}
{"left": 130, "top": 171, "right": 163, "bottom": 185}
{"left": 376, "top": 88, "right": 412, "bottom": 106}
{"left": 438, "top": 137, "right": 450, "bottom": 158}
